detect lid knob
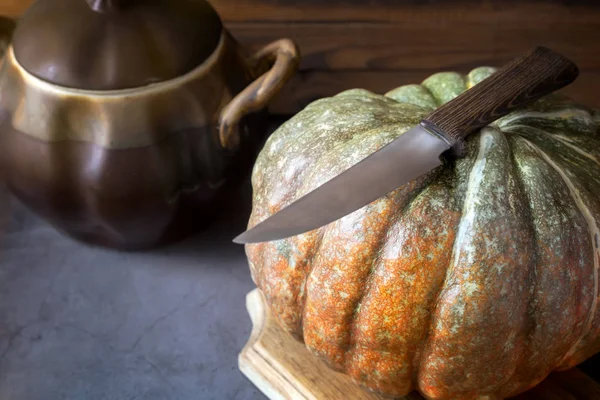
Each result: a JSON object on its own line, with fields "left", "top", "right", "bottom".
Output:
{"left": 85, "top": 0, "right": 122, "bottom": 12}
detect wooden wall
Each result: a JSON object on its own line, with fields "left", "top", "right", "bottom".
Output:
{"left": 2, "top": 0, "right": 600, "bottom": 114}
{"left": 211, "top": 0, "right": 600, "bottom": 114}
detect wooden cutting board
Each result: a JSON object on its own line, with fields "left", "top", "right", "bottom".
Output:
{"left": 239, "top": 288, "right": 600, "bottom": 400}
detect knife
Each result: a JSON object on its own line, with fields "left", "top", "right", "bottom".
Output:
{"left": 234, "top": 46, "right": 579, "bottom": 244}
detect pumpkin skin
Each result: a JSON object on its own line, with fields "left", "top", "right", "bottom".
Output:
{"left": 245, "top": 67, "right": 600, "bottom": 399}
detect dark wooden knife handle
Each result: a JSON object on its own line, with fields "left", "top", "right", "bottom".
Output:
{"left": 421, "top": 46, "right": 579, "bottom": 146}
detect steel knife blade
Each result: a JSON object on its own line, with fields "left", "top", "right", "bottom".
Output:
{"left": 234, "top": 46, "right": 579, "bottom": 244}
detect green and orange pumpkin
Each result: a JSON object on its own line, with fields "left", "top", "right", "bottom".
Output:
{"left": 245, "top": 67, "right": 600, "bottom": 399}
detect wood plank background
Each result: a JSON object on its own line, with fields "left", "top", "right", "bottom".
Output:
{"left": 212, "top": 0, "right": 600, "bottom": 114}
{"left": 1, "top": 0, "right": 599, "bottom": 114}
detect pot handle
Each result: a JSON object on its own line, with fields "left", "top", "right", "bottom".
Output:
{"left": 218, "top": 39, "right": 300, "bottom": 149}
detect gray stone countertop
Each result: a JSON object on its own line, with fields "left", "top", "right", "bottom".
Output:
{"left": 0, "top": 178, "right": 266, "bottom": 400}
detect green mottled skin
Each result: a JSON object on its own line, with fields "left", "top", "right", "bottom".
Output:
{"left": 245, "top": 67, "right": 600, "bottom": 399}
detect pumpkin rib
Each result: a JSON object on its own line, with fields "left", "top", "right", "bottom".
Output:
{"left": 496, "top": 133, "right": 542, "bottom": 398}
{"left": 343, "top": 220, "right": 391, "bottom": 381}
{"left": 302, "top": 197, "right": 397, "bottom": 373}
{"left": 472, "top": 129, "right": 534, "bottom": 395}
{"left": 419, "top": 138, "right": 479, "bottom": 320}
{"left": 397, "top": 165, "right": 465, "bottom": 391}
{"left": 342, "top": 175, "right": 437, "bottom": 391}
{"left": 277, "top": 230, "right": 326, "bottom": 337}
{"left": 523, "top": 139, "right": 600, "bottom": 365}
{"left": 384, "top": 84, "right": 437, "bottom": 111}
{"left": 424, "top": 135, "right": 482, "bottom": 317}
{"left": 418, "top": 132, "right": 482, "bottom": 398}
{"left": 298, "top": 227, "right": 326, "bottom": 338}
{"left": 421, "top": 72, "right": 466, "bottom": 107}
{"left": 504, "top": 124, "right": 600, "bottom": 168}
{"left": 415, "top": 143, "right": 477, "bottom": 395}
{"left": 499, "top": 108, "right": 595, "bottom": 129}
{"left": 343, "top": 169, "right": 448, "bottom": 395}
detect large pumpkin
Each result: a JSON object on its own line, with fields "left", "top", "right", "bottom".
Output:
{"left": 245, "top": 67, "right": 600, "bottom": 399}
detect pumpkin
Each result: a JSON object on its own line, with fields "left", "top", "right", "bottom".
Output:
{"left": 245, "top": 67, "right": 600, "bottom": 399}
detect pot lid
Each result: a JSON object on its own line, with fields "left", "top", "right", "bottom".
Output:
{"left": 11, "top": 0, "right": 223, "bottom": 90}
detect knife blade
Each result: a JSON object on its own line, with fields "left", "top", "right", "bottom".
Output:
{"left": 234, "top": 46, "right": 579, "bottom": 244}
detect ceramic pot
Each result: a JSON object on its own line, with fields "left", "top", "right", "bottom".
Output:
{"left": 0, "top": 0, "right": 300, "bottom": 250}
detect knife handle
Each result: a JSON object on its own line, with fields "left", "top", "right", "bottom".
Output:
{"left": 421, "top": 46, "right": 579, "bottom": 149}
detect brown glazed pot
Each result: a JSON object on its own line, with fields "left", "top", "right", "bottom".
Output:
{"left": 0, "top": 0, "right": 300, "bottom": 250}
